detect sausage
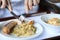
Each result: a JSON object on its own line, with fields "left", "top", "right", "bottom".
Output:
{"left": 2, "top": 21, "right": 17, "bottom": 34}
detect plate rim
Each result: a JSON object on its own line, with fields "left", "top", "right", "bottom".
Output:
{"left": 0, "top": 19, "right": 43, "bottom": 39}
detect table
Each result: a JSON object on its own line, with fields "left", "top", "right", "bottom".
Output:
{"left": 0, "top": 0, "right": 60, "bottom": 40}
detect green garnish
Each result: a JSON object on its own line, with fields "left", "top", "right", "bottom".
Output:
{"left": 57, "top": 19, "right": 60, "bottom": 23}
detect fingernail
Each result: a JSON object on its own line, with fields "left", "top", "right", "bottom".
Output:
{"left": 30, "top": 7, "right": 32, "bottom": 10}
{"left": 1, "top": 6, "right": 3, "bottom": 8}
{"left": 1, "top": 5, "right": 6, "bottom": 9}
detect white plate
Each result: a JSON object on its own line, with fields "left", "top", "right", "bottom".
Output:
{"left": 40, "top": 14, "right": 60, "bottom": 33}
{"left": 0, "top": 19, "right": 43, "bottom": 40}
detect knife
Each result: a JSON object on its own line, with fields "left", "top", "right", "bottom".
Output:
{"left": 6, "top": 7, "right": 27, "bottom": 22}
{"left": 6, "top": 7, "right": 19, "bottom": 19}
{"left": 6, "top": 0, "right": 20, "bottom": 19}
{"left": 10, "top": 11, "right": 19, "bottom": 19}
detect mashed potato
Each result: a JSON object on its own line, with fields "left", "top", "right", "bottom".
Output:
{"left": 47, "top": 18, "right": 60, "bottom": 26}
{"left": 12, "top": 20, "right": 36, "bottom": 37}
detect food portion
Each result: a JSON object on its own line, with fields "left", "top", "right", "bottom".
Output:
{"left": 2, "top": 21, "right": 17, "bottom": 34}
{"left": 12, "top": 20, "right": 36, "bottom": 37}
{"left": 47, "top": 18, "right": 60, "bottom": 26}
{"left": 2, "top": 20, "right": 36, "bottom": 37}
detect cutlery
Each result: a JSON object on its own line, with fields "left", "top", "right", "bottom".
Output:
{"left": 6, "top": 0, "right": 26, "bottom": 22}
{"left": 6, "top": 7, "right": 26, "bottom": 23}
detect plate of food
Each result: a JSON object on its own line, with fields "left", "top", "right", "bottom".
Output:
{"left": 0, "top": 19, "right": 43, "bottom": 40}
{"left": 40, "top": 14, "right": 60, "bottom": 33}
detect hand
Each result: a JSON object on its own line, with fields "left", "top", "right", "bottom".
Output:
{"left": 24, "top": 0, "right": 40, "bottom": 13}
{"left": 0, "top": 0, "right": 12, "bottom": 12}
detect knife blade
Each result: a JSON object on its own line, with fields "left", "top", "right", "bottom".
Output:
{"left": 6, "top": 7, "right": 19, "bottom": 19}
{"left": 10, "top": 11, "right": 19, "bottom": 19}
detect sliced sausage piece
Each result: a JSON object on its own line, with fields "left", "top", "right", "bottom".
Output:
{"left": 2, "top": 21, "right": 17, "bottom": 34}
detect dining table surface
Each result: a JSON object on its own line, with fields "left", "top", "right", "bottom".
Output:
{"left": 0, "top": 1, "right": 60, "bottom": 40}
